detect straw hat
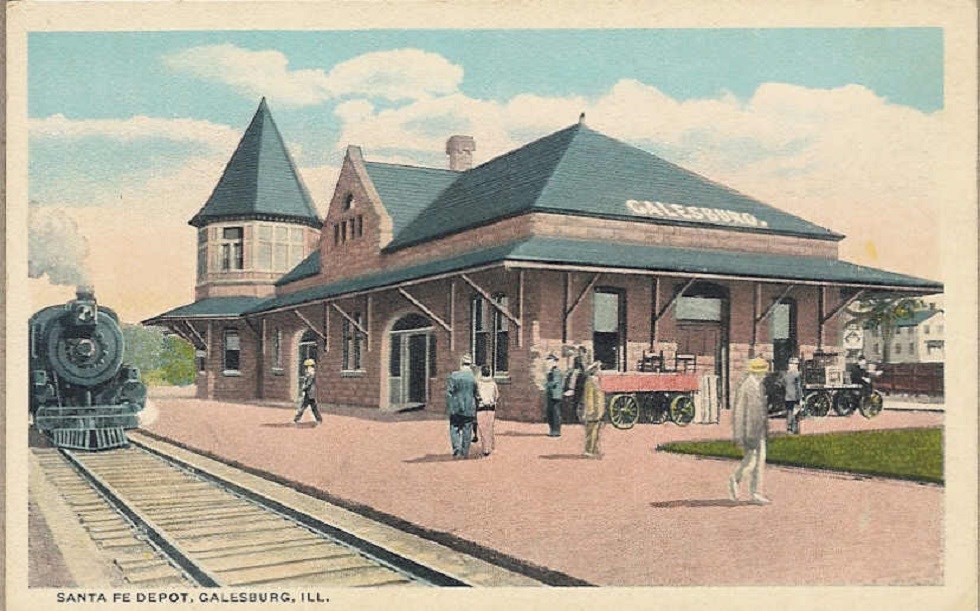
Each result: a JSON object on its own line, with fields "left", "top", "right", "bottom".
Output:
{"left": 461, "top": 354, "right": 473, "bottom": 365}
{"left": 747, "top": 357, "right": 769, "bottom": 374}
{"left": 303, "top": 358, "right": 316, "bottom": 367}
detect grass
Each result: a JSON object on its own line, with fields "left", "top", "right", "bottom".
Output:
{"left": 658, "top": 427, "right": 943, "bottom": 484}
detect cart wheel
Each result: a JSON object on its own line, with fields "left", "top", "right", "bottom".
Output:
{"left": 609, "top": 394, "right": 639, "bottom": 430}
{"left": 832, "top": 391, "right": 859, "bottom": 417}
{"left": 669, "top": 394, "right": 695, "bottom": 426}
{"left": 859, "top": 390, "right": 884, "bottom": 418}
{"left": 804, "top": 391, "right": 831, "bottom": 418}
{"left": 649, "top": 392, "right": 669, "bottom": 425}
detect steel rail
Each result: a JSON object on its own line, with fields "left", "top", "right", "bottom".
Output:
{"left": 59, "top": 448, "right": 221, "bottom": 587}
{"left": 124, "top": 440, "right": 468, "bottom": 587}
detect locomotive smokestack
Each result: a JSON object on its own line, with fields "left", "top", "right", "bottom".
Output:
{"left": 76, "top": 285, "right": 95, "bottom": 301}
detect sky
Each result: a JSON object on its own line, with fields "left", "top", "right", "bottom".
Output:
{"left": 27, "top": 28, "right": 946, "bottom": 323}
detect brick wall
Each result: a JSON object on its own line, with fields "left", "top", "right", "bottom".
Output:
{"left": 196, "top": 320, "right": 260, "bottom": 402}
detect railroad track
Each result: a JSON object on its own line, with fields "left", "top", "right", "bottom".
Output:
{"left": 35, "top": 444, "right": 468, "bottom": 587}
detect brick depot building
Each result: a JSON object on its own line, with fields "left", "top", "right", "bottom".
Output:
{"left": 145, "top": 100, "right": 942, "bottom": 420}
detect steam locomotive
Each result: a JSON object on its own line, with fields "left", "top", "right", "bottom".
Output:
{"left": 30, "top": 288, "right": 146, "bottom": 450}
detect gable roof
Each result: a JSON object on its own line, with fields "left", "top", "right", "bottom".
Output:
{"left": 190, "top": 98, "right": 321, "bottom": 229}
{"left": 362, "top": 162, "right": 459, "bottom": 237}
{"left": 889, "top": 308, "right": 943, "bottom": 328}
{"left": 381, "top": 123, "right": 842, "bottom": 251}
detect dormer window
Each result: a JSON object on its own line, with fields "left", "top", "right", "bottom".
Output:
{"left": 343, "top": 193, "right": 355, "bottom": 211}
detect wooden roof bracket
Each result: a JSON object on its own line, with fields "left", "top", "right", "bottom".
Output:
{"left": 460, "top": 273, "right": 522, "bottom": 327}
{"left": 397, "top": 287, "right": 452, "bottom": 332}
{"left": 331, "top": 302, "right": 369, "bottom": 337}
{"left": 756, "top": 284, "right": 797, "bottom": 324}
{"left": 655, "top": 277, "right": 697, "bottom": 321}
{"left": 821, "top": 289, "right": 867, "bottom": 324}
{"left": 294, "top": 309, "right": 327, "bottom": 342}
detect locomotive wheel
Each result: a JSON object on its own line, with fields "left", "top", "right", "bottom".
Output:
{"left": 669, "top": 394, "right": 695, "bottom": 426}
{"left": 832, "top": 391, "right": 859, "bottom": 417}
{"left": 609, "top": 394, "right": 639, "bottom": 430}
{"left": 859, "top": 391, "right": 884, "bottom": 419}
{"left": 804, "top": 391, "right": 831, "bottom": 418}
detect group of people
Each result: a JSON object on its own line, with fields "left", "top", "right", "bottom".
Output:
{"left": 544, "top": 348, "right": 605, "bottom": 457}
{"left": 295, "top": 345, "right": 883, "bottom": 507}
{"left": 446, "top": 355, "right": 499, "bottom": 459}
{"left": 447, "top": 349, "right": 607, "bottom": 459}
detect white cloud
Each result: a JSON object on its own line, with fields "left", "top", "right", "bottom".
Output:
{"left": 331, "top": 78, "right": 944, "bottom": 280}
{"left": 323, "top": 48, "right": 463, "bottom": 101}
{"left": 165, "top": 45, "right": 463, "bottom": 107}
{"left": 29, "top": 114, "right": 240, "bottom": 151}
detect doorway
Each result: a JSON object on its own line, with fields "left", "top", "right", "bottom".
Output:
{"left": 770, "top": 298, "right": 798, "bottom": 371}
{"left": 388, "top": 314, "right": 433, "bottom": 408}
{"left": 673, "top": 282, "right": 730, "bottom": 408}
{"left": 593, "top": 287, "right": 626, "bottom": 371}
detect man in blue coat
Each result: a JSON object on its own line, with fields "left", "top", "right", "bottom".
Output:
{"left": 446, "top": 354, "right": 479, "bottom": 459}
{"left": 544, "top": 353, "right": 564, "bottom": 436}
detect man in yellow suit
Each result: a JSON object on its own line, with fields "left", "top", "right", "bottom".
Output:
{"left": 582, "top": 361, "right": 605, "bottom": 458}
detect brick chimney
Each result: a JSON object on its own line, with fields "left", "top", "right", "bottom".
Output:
{"left": 446, "top": 135, "right": 476, "bottom": 171}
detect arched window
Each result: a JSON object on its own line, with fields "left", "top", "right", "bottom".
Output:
{"left": 298, "top": 329, "right": 318, "bottom": 377}
{"left": 342, "top": 193, "right": 355, "bottom": 211}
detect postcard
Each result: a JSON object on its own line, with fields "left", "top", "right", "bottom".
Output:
{"left": 5, "top": 2, "right": 977, "bottom": 610}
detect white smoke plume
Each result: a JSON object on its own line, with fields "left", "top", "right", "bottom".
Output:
{"left": 28, "top": 203, "right": 91, "bottom": 286}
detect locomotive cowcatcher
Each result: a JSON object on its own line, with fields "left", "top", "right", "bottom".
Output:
{"left": 30, "top": 287, "right": 146, "bottom": 450}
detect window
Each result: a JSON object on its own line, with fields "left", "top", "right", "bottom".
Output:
{"left": 343, "top": 193, "right": 354, "bottom": 211}
{"left": 926, "top": 340, "right": 944, "bottom": 355}
{"left": 257, "top": 225, "right": 273, "bottom": 270}
{"left": 342, "top": 313, "right": 365, "bottom": 371}
{"left": 923, "top": 325, "right": 930, "bottom": 335}
{"left": 909, "top": 342, "right": 915, "bottom": 352}
{"left": 676, "top": 296, "right": 722, "bottom": 322}
{"left": 195, "top": 350, "right": 207, "bottom": 373}
{"left": 333, "top": 224, "right": 341, "bottom": 246}
{"left": 356, "top": 215, "right": 364, "bottom": 237}
{"left": 197, "top": 229, "right": 208, "bottom": 279}
{"left": 220, "top": 227, "right": 244, "bottom": 271}
{"left": 223, "top": 329, "right": 241, "bottom": 372}
{"left": 894, "top": 343, "right": 901, "bottom": 355}
{"left": 470, "top": 294, "right": 509, "bottom": 375}
{"left": 273, "top": 328, "right": 283, "bottom": 370}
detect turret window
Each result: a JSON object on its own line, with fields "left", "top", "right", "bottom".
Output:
{"left": 220, "top": 227, "right": 244, "bottom": 271}
{"left": 254, "top": 223, "right": 307, "bottom": 272}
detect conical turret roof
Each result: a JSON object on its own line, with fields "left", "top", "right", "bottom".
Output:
{"left": 190, "top": 98, "right": 321, "bottom": 228}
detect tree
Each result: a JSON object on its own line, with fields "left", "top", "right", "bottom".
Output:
{"left": 121, "top": 324, "right": 195, "bottom": 386}
{"left": 845, "top": 296, "right": 925, "bottom": 363}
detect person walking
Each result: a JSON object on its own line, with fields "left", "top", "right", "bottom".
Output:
{"left": 783, "top": 357, "right": 803, "bottom": 434}
{"left": 446, "top": 354, "right": 479, "bottom": 459}
{"left": 293, "top": 358, "right": 323, "bottom": 425}
{"left": 728, "top": 357, "right": 771, "bottom": 504}
{"left": 544, "top": 353, "right": 564, "bottom": 437}
{"left": 475, "top": 365, "right": 499, "bottom": 457}
{"left": 582, "top": 361, "right": 605, "bottom": 458}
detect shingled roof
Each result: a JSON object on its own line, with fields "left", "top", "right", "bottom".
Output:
{"left": 377, "top": 123, "right": 842, "bottom": 251}
{"left": 190, "top": 98, "right": 321, "bottom": 229}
